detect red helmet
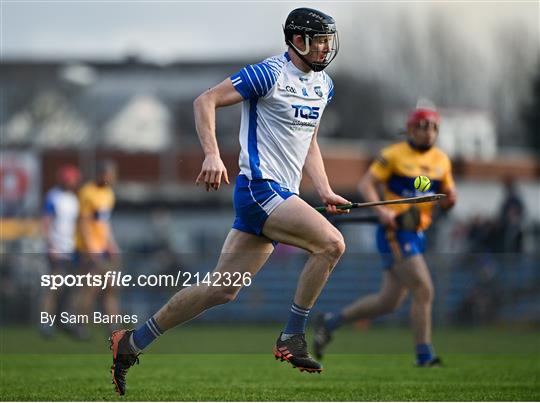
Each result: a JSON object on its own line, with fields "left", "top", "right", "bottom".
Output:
{"left": 57, "top": 165, "right": 80, "bottom": 187}
{"left": 407, "top": 108, "right": 441, "bottom": 128}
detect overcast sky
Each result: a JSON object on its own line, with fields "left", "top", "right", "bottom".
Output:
{"left": 2, "top": 1, "right": 538, "bottom": 114}
{"left": 2, "top": 1, "right": 538, "bottom": 65}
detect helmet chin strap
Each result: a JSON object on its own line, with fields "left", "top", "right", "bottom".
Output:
{"left": 292, "top": 35, "right": 311, "bottom": 56}
{"left": 288, "top": 34, "right": 335, "bottom": 72}
{"left": 289, "top": 35, "right": 318, "bottom": 71}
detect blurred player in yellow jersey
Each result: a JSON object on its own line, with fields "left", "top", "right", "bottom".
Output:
{"left": 75, "top": 160, "right": 120, "bottom": 337}
{"left": 314, "top": 107, "right": 457, "bottom": 366}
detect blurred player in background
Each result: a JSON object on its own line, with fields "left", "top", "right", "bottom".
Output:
{"left": 498, "top": 177, "right": 525, "bottom": 252}
{"left": 75, "top": 160, "right": 120, "bottom": 338}
{"left": 110, "top": 7, "right": 350, "bottom": 395}
{"left": 40, "top": 165, "right": 80, "bottom": 338}
{"left": 314, "top": 107, "right": 457, "bottom": 366}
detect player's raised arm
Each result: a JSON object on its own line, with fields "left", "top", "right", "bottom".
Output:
{"left": 193, "top": 78, "right": 243, "bottom": 191}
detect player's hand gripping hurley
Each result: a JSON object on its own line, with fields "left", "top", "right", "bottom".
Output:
{"left": 315, "top": 194, "right": 447, "bottom": 213}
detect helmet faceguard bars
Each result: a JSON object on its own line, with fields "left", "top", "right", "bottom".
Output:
{"left": 283, "top": 8, "right": 339, "bottom": 72}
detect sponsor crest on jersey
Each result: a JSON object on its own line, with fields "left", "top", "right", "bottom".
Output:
{"left": 314, "top": 86, "right": 323, "bottom": 97}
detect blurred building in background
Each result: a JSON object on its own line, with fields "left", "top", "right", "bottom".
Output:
{"left": 1, "top": 57, "right": 538, "bottom": 329}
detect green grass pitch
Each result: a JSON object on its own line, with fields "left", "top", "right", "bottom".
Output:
{"left": 1, "top": 325, "right": 538, "bottom": 401}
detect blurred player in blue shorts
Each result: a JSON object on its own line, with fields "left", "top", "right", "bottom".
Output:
{"left": 40, "top": 165, "right": 80, "bottom": 338}
{"left": 314, "top": 107, "right": 457, "bottom": 366}
{"left": 109, "top": 7, "right": 350, "bottom": 395}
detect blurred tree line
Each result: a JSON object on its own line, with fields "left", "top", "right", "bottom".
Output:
{"left": 332, "top": 12, "right": 538, "bottom": 149}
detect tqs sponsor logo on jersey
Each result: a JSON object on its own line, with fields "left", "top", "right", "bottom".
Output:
{"left": 292, "top": 104, "right": 320, "bottom": 119}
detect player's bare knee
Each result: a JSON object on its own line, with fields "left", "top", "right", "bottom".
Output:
{"left": 412, "top": 283, "right": 434, "bottom": 304}
{"left": 425, "top": 285, "right": 434, "bottom": 304}
{"left": 317, "top": 231, "right": 346, "bottom": 260}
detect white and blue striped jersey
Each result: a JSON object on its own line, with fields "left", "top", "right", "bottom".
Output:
{"left": 230, "top": 52, "right": 334, "bottom": 194}
{"left": 43, "top": 187, "right": 79, "bottom": 254}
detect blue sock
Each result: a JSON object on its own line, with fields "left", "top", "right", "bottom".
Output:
{"left": 416, "top": 343, "right": 435, "bottom": 364}
{"left": 283, "top": 303, "right": 310, "bottom": 335}
{"left": 325, "top": 312, "right": 343, "bottom": 332}
{"left": 131, "top": 317, "right": 163, "bottom": 352}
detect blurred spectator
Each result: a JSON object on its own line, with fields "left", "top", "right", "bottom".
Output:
{"left": 497, "top": 178, "right": 525, "bottom": 252}
{"left": 455, "top": 258, "right": 502, "bottom": 325}
{"left": 40, "top": 165, "right": 81, "bottom": 338}
{"left": 464, "top": 216, "right": 496, "bottom": 253}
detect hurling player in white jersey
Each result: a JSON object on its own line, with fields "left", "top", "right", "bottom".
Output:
{"left": 109, "top": 8, "right": 349, "bottom": 394}
{"left": 40, "top": 165, "right": 80, "bottom": 338}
